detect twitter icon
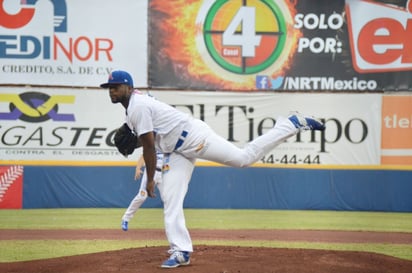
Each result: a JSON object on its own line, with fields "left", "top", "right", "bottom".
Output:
{"left": 271, "top": 76, "right": 284, "bottom": 89}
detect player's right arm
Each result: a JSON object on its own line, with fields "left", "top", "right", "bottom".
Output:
{"left": 139, "top": 131, "right": 157, "bottom": 198}
{"left": 134, "top": 155, "right": 145, "bottom": 180}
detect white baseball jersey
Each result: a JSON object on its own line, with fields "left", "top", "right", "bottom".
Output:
{"left": 126, "top": 92, "right": 191, "bottom": 153}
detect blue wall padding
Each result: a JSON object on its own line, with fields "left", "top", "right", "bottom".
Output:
{"left": 187, "top": 167, "right": 412, "bottom": 211}
{"left": 23, "top": 166, "right": 163, "bottom": 208}
{"left": 22, "top": 166, "right": 412, "bottom": 212}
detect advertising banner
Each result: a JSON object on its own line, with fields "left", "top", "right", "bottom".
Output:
{"left": 0, "top": 87, "right": 381, "bottom": 165}
{"left": 155, "top": 92, "right": 382, "bottom": 165}
{"left": 0, "top": 87, "right": 129, "bottom": 164}
{"left": 149, "top": 0, "right": 412, "bottom": 91}
{"left": 381, "top": 95, "right": 412, "bottom": 165}
{"left": 0, "top": 0, "right": 148, "bottom": 87}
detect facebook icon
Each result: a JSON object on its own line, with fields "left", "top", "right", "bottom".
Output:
{"left": 256, "top": 75, "right": 269, "bottom": 89}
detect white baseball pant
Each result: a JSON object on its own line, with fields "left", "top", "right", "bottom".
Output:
{"left": 158, "top": 116, "right": 298, "bottom": 253}
{"left": 122, "top": 167, "right": 163, "bottom": 222}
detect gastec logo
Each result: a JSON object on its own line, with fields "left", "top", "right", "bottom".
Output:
{"left": 346, "top": 0, "right": 412, "bottom": 72}
{"left": 0, "top": 92, "right": 75, "bottom": 122}
{"left": 196, "top": 0, "right": 296, "bottom": 81}
{"left": 0, "top": 0, "right": 67, "bottom": 32}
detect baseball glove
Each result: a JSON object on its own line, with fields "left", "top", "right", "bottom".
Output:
{"left": 114, "top": 123, "right": 141, "bottom": 157}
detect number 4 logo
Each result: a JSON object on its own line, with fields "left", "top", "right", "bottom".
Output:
{"left": 197, "top": 0, "right": 289, "bottom": 75}
{"left": 223, "top": 7, "right": 262, "bottom": 57}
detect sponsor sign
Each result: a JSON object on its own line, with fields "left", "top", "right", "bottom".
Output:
{"left": 0, "top": 165, "right": 23, "bottom": 209}
{"left": 151, "top": 91, "right": 381, "bottom": 165}
{"left": 0, "top": 87, "right": 381, "bottom": 165}
{"left": 0, "top": 87, "right": 128, "bottom": 163}
{"left": 0, "top": 0, "right": 147, "bottom": 87}
{"left": 346, "top": 0, "right": 412, "bottom": 73}
{"left": 149, "top": 0, "right": 412, "bottom": 91}
{"left": 381, "top": 95, "right": 412, "bottom": 165}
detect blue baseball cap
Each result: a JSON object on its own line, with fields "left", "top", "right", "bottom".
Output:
{"left": 100, "top": 70, "right": 134, "bottom": 88}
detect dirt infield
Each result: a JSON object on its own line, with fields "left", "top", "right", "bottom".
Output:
{"left": 3, "top": 229, "right": 412, "bottom": 244}
{"left": 1, "top": 229, "right": 412, "bottom": 273}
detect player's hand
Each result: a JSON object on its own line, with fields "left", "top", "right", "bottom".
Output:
{"left": 134, "top": 167, "right": 143, "bottom": 180}
{"left": 147, "top": 180, "right": 156, "bottom": 198}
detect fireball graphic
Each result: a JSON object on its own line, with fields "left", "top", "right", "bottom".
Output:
{"left": 149, "top": 0, "right": 301, "bottom": 90}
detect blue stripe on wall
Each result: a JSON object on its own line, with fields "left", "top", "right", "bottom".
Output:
{"left": 22, "top": 166, "right": 412, "bottom": 212}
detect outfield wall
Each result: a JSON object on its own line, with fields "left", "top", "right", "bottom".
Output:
{"left": 19, "top": 165, "right": 412, "bottom": 212}
{"left": 1, "top": 91, "right": 412, "bottom": 212}
{"left": 1, "top": 0, "right": 412, "bottom": 212}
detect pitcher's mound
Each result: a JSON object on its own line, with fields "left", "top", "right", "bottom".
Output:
{"left": 1, "top": 245, "right": 411, "bottom": 273}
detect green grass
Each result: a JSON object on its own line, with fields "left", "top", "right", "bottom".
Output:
{"left": 0, "top": 208, "right": 411, "bottom": 262}
{"left": 0, "top": 240, "right": 167, "bottom": 262}
{"left": 1, "top": 208, "right": 412, "bottom": 231}
{"left": 184, "top": 209, "right": 412, "bottom": 232}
